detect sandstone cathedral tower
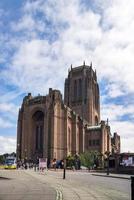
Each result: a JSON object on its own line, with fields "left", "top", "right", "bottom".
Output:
{"left": 64, "top": 62, "right": 100, "bottom": 125}
{"left": 17, "top": 63, "right": 120, "bottom": 162}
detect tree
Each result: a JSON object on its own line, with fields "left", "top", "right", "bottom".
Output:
{"left": 0, "top": 155, "right": 5, "bottom": 164}
{"left": 66, "top": 155, "right": 75, "bottom": 169}
{"left": 0, "top": 152, "right": 16, "bottom": 164}
{"left": 80, "top": 151, "right": 99, "bottom": 169}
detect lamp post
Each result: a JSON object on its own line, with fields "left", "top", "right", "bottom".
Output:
{"left": 105, "top": 151, "right": 110, "bottom": 175}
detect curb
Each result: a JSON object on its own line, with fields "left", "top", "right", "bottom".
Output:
{"left": 92, "top": 174, "right": 130, "bottom": 180}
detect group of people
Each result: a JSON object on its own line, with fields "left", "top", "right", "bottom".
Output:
{"left": 17, "top": 159, "right": 64, "bottom": 170}
{"left": 17, "top": 160, "right": 36, "bottom": 170}
{"left": 52, "top": 159, "right": 64, "bottom": 169}
{"left": 17, "top": 155, "right": 81, "bottom": 171}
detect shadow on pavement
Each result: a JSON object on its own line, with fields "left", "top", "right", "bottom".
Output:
{"left": 0, "top": 177, "right": 11, "bottom": 180}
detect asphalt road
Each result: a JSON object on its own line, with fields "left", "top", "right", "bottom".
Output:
{"left": 34, "top": 170, "right": 131, "bottom": 200}
{"left": 0, "top": 170, "right": 56, "bottom": 200}
{"left": 0, "top": 169, "right": 131, "bottom": 200}
{"left": 66, "top": 171, "right": 130, "bottom": 195}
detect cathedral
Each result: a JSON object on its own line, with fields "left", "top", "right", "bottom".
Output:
{"left": 17, "top": 63, "right": 120, "bottom": 162}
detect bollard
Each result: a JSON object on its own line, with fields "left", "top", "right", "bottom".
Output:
{"left": 63, "top": 168, "right": 66, "bottom": 179}
{"left": 131, "top": 176, "right": 134, "bottom": 200}
{"left": 63, "top": 159, "right": 66, "bottom": 179}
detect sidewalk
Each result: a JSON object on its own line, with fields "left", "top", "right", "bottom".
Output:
{"left": 91, "top": 172, "right": 131, "bottom": 180}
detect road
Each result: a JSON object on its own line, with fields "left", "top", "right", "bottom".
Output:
{"left": 32, "top": 170, "right": 131, "bottom": 200}
{"left": 0, "top": 170, "right": 55, "bottom": 200}
{"left": 0, "top": 169, "right": 131, "bottom": 200}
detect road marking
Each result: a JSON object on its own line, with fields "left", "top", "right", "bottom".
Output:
{"left": 56, "top": 189, "right": 63, "bottom": 200}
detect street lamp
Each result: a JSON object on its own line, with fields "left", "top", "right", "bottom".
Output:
{"left": 105, "top": 151, "right": 110, "bottom": 175}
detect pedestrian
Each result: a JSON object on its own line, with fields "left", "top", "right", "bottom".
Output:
{"left": 52, "top": 158, "right": 56, "bottom": 170}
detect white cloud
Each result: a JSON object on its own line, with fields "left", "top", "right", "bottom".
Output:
{"left": 0, "top": 102, "right": 19, "bottom": 128}
{"left": 106, "top": 83, "right": 125, "bottom": 98}
{"left": 121, "top": 137, "right": 134, "bottom": 153}
{"left": 110, "top": 120, "right": 134, "bottom": 139}
{"left": 0, "top": 90, "right": 23, "bottom": 103}
{"left": 0, "top": 117, "right": 14, "bottom": 128}
{"left": 0, "top": 136, "right": 16, "bottom": 154}
{"left": 101, "top": 103, "right": 134, "bottom": 152}
{"left": 0, "top": 103, "right": 19, "bottom": 116}
{"left": 101, "top": 103, "right": 134, "bottom": 122}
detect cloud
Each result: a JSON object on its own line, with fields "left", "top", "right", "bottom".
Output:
{"left": 0, "top": 102, "right": 19, "bottom": 128}
{"left": 0, "top": 117, "right": 14, "bottom": 128}
{"left": 3, "top": 0, "right": 133, "bottom": 96}
{"left": 101, "top": 103, "right": 134, "bottom": 152}
{"left": 0, "top": 136, "right": 16, "bottom": 154}
{"left": 0, "top": 89, "right": 23, "bottom": 103}
{"left": 105, "top": 83, "right": 125, "bottom": 98}
{"left": 0, "top": 103, "right": 19, "bottom": 116}
{"left": 110, "top": 121, "right": 134, "bottom": 139}
{"left": 101, "top": 103, "right": 134, "bottom": 122}
{"left": 121, "top": 137, "right": 134, "bottom": 153}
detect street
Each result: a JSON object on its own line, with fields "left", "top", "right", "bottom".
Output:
{"left": 0, "top": 170, "right": 55, "bottom": 200}
{"left": 0, "top": 169, "right": 131, "bottom": 200}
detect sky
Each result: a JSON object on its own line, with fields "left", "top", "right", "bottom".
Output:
{"left": 0, "top": 0, "right": 134, "bottom": 154}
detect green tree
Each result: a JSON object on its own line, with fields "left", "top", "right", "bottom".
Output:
{"left": 0, "top": 155, "right": 5, "bottom": 164}
{"left": 80, "top": 151, "right": 99, "bottom": 169}
{"left": 66, "top": 155, "right": 75, "bottom": 168}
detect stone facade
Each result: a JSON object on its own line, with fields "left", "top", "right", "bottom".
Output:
{"left": 85, "top": 121, "right": 111, "bottom": 155}
{"left": 111, "top": 132, "right": 120, "bottom": 154}
{"left": 17, "top": 63, "right": 120, "bottom": 162}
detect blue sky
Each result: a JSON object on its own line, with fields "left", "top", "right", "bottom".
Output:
{"left": 0, "top": 0, "right": 134, "bottom": 154}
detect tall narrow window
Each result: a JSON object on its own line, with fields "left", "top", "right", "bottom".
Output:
{"left": 74, "top": 80, "right": 77, "bottom": 101}
{"left": 95, "top": 85, "right": 97, "bottom": 109}
{"left": 68, "top": 127, "right": 71, "bottom": 152}
{"left": 78, "top": 79, "right": 82, "bottom": 98}
{"left": 84, "top": 78, "right": 87, "bottom": 103}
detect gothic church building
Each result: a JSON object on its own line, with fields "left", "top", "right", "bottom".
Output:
{"left": 17, "top": 63, "right": 120, "bottom": 161}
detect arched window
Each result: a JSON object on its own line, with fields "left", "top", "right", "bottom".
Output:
{"left": 32, "top": 111, "right": 44, "bottom": 155}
